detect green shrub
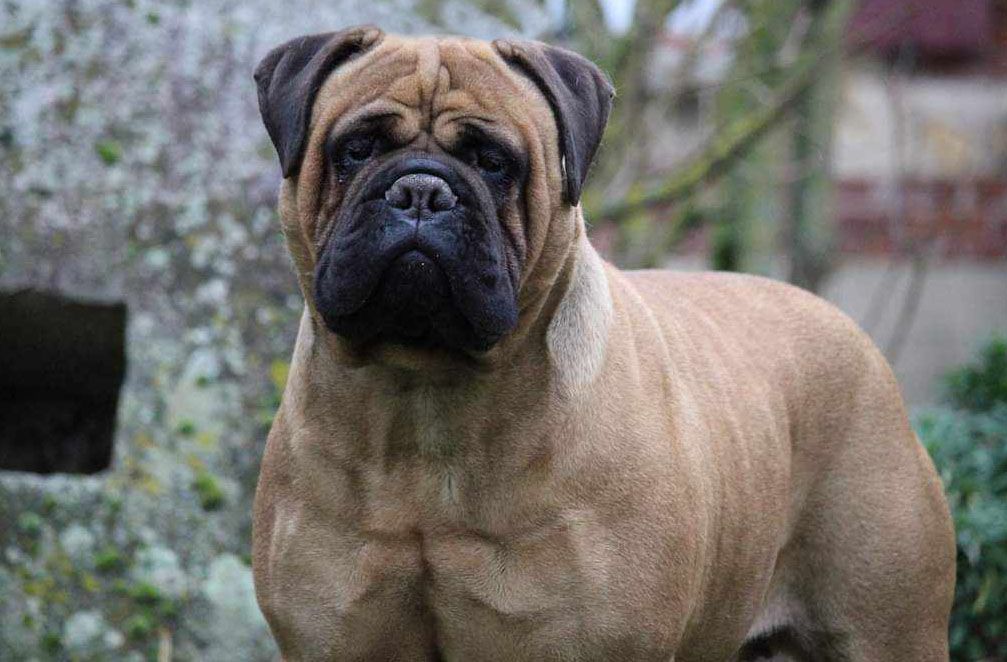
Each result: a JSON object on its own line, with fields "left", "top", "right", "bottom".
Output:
{"left": 917, "top": 336, "right": 1007, "bottom": 661}
{"left": 945, "top": 336, "right": 1007, "bottom": 413}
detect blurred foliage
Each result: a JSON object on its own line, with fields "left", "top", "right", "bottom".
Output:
{"left": 560, "top": 0, "right": 854, "bottom": 282}
{"left": 945, "top": 337, "right": 1007, "bottom": 414}
{"left": 192, "top": 470, "right": 226, "bottom": 511}
{"left": 918, "top": 336, "right": 1007, "bottom": 661}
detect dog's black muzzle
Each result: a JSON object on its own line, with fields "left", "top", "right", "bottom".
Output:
{"left": 314, "top": 154, "right": 518, "bottom": 353}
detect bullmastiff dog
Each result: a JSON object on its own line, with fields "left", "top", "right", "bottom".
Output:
{"left": 251, "top": 26, "right": 956, "bottom": 661}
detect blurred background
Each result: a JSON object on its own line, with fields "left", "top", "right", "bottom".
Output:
{"left": 0, "top": 0, "right": 1004, "bottom": 660}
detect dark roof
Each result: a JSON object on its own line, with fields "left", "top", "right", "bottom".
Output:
{"left": 849, "top": 0, "right": 994, "bottom": 60}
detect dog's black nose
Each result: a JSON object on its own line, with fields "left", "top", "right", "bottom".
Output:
{"left": 385, "top": 174, "right": 457, "bottom": 214}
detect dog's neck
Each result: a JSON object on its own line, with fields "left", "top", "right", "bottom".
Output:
{"left": 545, "top": 228, "right": 614, "bottom": 395}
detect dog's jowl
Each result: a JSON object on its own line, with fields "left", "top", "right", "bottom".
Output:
{"left": 251, "top": 27, "right": 956, "bottom": 662}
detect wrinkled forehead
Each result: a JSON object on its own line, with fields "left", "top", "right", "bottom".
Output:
{"left": 308, "top": 34, "right": 559, "bottom": 153}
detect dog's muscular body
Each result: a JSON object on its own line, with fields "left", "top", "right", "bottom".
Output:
{"left": 252, "top": 28, "right": 955, "bottom": 661}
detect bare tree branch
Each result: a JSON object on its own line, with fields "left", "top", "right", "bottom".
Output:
{"left": 885, "top": 252, "right": 931, "bottom": 365}
{"left": 590, "top": 46, "right": 825, "bottom": 223}
{"left": 587, "top": 0, "right": 686, "bottom": 197}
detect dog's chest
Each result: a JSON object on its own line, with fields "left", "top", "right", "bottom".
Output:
{"left": 266, "top": 496, "right": 679, "bottom": 661}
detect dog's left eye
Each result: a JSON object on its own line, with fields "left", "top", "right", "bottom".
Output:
{"left": 476, "top": 149, "right": 507, "bottom": 174}
{"left": 463, "top": 144, "right": 510, "bottom": 177}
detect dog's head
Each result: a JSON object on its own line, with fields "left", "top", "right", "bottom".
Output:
{"left": 254, "top": 28, "right": 612, "bottom": 362}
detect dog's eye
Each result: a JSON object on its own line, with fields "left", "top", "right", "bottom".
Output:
{"left": 330, "top": 132, "right": 384, "bottom": 182}
{"left": 466, "top": 145, "right": 509, "bottom": 176}
{"left": 343, "top": 134, "right": 376, "bottom": 163}
{"left": 476, "top": 149, "right": 507, "bottom": 174}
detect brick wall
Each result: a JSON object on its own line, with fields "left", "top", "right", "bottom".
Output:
{"left": 836, "top": 178, "right": 1007, "bottom": 259}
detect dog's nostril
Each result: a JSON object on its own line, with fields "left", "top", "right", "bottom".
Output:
{"left": 384, "top": 173, "right": 457, "bottom": 213}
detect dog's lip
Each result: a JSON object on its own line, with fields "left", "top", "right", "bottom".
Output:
{"left": 390, "top": 241, "right": 429, "bottom": 275}
{"left": 321, "top": 240, "right": 440, "bottom": 316}
{"left": 320, "top": 224, "right": 515, "bottom": 337}
{"left": 391, "top": 243, "right": 439, "bottom": 267}
{"left": 317, "top": 237, "right": 509, "bottom": 353}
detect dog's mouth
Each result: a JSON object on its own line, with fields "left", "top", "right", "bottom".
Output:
{"left": 328, "top": 246, "right": 456, "bottom": 349}
{"left": 380, "top": 249, "right": 448, "bottom": 339}
{"left": 313, "top": 155, "right": 518, "bottom": 354}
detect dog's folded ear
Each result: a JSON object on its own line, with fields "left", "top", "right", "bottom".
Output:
{"left": 254, "top": 26, "right": 384, "bottom": 178}
{"left": 493, "top": 40, "right": 614, "bottom": 206}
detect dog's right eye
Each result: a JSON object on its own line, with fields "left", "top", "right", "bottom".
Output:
{"left": 342, "top": 135, "right": 376, "bottom": 163}
{"left": 330, "top": 132, "right": 383, "bottom": 182}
